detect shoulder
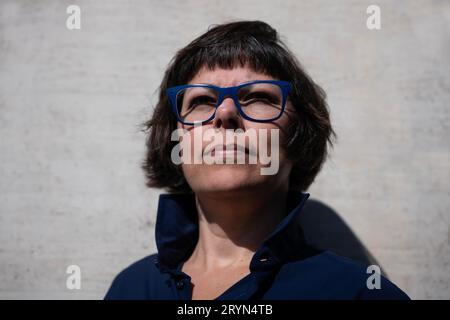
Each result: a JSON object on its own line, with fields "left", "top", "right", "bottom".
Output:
{"left": 104, "top": 253, "right": 164, "bottom": 300}
{"left": 270, "top": 251, "right": 410, "bottom": 300}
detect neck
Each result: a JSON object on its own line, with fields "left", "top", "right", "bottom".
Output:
{"left": 189, "top": 186, "right": 289, "bottom": 270}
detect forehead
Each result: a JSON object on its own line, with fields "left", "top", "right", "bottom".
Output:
{"left": 188, "top": 65, "right": 276, "bottom": 87}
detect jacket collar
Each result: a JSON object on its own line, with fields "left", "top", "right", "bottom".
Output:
{"left": 154, "top": 191, "right": 313, "bottom": 273}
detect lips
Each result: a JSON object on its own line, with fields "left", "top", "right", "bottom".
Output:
{"left": 209, "top": 144, "right": 249, "bottom": 156}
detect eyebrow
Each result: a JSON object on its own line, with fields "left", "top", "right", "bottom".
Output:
{"left": 191, "top": 79, "right": 268, "bottom": 87}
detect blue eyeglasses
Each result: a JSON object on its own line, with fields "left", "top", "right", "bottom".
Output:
{"left": 166, "top": 80, "right": 292, "bottom": 125}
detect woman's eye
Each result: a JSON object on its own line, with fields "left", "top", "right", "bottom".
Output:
{"left": 190, "top": 95, "right": 215, "bottom": 107}
{"left": 242, "top": 92, "right": 275, "bottom": 103}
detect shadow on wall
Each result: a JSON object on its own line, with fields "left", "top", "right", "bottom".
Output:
{"left": 297, "top": 198, "right": 386, "bottom": 275}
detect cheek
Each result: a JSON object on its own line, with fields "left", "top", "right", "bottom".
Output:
{"left": 252, "top": 124, "right": 290, "bottom": 157}
{"left": 261, "top": 122, "right": 295, "bottom": 175}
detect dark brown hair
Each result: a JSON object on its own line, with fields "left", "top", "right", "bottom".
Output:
{"left": 141, "top": 20, "right": 336, "bottom": 193}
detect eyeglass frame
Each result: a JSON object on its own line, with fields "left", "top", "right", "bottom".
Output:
{"left": 166, "top": 80, "right": 293, "bottom": 125}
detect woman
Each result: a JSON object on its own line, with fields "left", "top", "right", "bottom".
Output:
{"left": 105, "top": 20, "right": 409, "bottom": 300}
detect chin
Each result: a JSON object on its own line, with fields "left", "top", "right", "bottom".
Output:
{"left": 184, "top": 164, "right": 267, "bottom": 194}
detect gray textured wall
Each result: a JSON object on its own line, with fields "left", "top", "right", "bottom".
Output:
{"left": 0, "top": 0, "right": 449, "bottom": 299}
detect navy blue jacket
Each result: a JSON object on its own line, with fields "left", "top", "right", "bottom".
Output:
{"left": 105, "top": 191, "right": 410, "bottom": 300}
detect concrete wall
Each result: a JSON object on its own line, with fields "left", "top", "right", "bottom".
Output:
{"left": 0, "top": 0, "right": 448, "bottom": 299}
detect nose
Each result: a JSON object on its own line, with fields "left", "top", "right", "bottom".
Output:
{"left": 212, "top": 96, "right": 244, "bottom": 130}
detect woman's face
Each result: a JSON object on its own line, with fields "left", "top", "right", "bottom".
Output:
{"left": 177, "top": 65, "right": 296, "bottom": 196}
